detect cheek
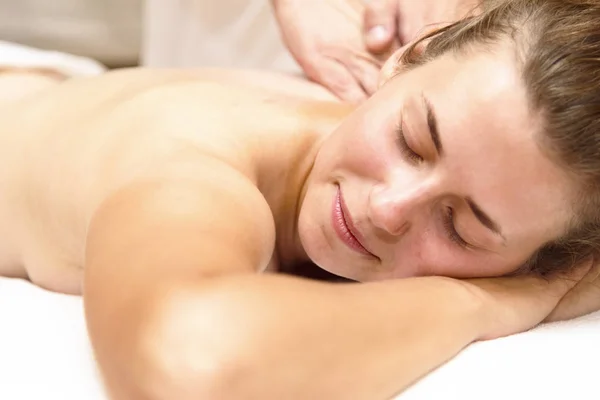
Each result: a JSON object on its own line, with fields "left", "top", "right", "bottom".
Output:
{"left": 415, "top": 236, "right": 524, "bottom": 278}
{"left": 326, "top": 118, "right": 396, "bottom": 178}
{"left": 383, "top": 220, "right": 452, "bottom": 278}
{"left": 297, "top": 189, "right": 331, "bottom": 263}
{"left": 386, "top": 221, "right": 504, "bottom": 279}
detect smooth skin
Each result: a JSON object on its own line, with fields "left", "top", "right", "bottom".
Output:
{"left": 0, "top": 52, "right": 597, "bottom": 400}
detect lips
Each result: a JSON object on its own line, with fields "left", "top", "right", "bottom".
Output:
{"left": 332, "top": 186, "right": 375, "bottom": 257}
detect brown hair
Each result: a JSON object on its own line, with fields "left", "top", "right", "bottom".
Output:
{"left": 398, "top": 0, "right": 600, "bottom": 276}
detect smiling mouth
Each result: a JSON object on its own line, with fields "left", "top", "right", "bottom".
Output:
{"left": 332, "top": 186, "right": 375, "bottom": 257}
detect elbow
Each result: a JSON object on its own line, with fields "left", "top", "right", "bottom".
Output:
{"left": 142, "top": 346, "right": 248, "bottom": 400}
{"left": 139, "top": 283, "right": 267, "bottom": 400}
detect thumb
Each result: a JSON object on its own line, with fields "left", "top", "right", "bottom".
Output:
{"left": 306, "top": 58, "right": 367, "bottom": 103}
{"left": 364, "top": 0, "right": 397, "bottom": 54}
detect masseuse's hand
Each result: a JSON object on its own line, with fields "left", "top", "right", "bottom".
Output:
{"left": 273, "top": 0, "right": 384, "bottom": 103}
{"left": 363, "top": 0, "right": 481, "bottom": 54}
{"left": 462, "top": 263, "right": 593, "bottom": 340}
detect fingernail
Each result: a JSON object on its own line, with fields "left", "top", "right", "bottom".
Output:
{"left": 367, "top": 25, "right": 388, "bottom": 43}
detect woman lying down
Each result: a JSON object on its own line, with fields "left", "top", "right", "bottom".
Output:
{"left": 2, "top": 0, "right": 600, "bottom": 398}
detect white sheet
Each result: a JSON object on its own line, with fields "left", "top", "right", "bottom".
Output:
{"left": 1, "top": 276, "right": 598, "bottom": 400}
{"left": 0, "top": 278, "right": 106, "bottom": 400}
{"left": 401, "top": 311, "right": 600, "bottom": 400}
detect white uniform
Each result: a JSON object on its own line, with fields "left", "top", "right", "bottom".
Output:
{"left": 142, "top": 0, "right": 301, "bottom": 73}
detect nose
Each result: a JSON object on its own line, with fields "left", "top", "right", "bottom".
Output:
{"left": 367, "top": 180, "right": 432, "bottom": 237}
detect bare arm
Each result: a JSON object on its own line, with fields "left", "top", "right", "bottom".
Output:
{"left": 145, "top": 274, "right": 483, "bottom": 400}
{"left": 83, "top": 159, "right": 567, "bottom": 400}
{"left": 84, "top": 159, "right": 277, "bottom": 398}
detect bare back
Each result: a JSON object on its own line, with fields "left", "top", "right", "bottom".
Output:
{"left": 0, "top": 68, "right": 348, "bottom": 293}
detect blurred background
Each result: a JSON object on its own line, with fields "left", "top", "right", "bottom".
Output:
{"left": 0, "top": 0, "right": 298, "bottom": 72}
{"left": 0, "top": 0, "right": 142, "bottom": 67}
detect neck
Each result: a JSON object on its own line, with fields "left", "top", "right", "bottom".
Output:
{"left": 273, "top": 137, "right": 320, "bottom": 268}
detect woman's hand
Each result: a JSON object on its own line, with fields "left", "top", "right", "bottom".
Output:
{"left": 363, "top": 0, "right": 481, "bottom": 54}
{"left": 273, "top": 0, "right": 384, "bottom": 103}
{"left": 545, "top": 261, "right": 600, "bottom": 322}
{"left": 462, "top": 263, "right": 593, "bottom": 340}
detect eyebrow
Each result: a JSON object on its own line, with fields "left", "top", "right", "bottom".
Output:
{"left": 465, "top": 197, "right": 506, "bottom": 241}
{"left": 422, "top": 94, "right": 443, "bottom": 156}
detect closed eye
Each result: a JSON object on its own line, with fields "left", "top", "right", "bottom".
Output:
{"left": 442, "top": 207, "right": 469, "bottom": 249}
{"left": 395, "top": 120, "right": 423, "bottom": 164}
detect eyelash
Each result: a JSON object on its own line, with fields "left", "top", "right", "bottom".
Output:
{"left": 442, "top": 207, "right": 469, "bottom": 248}
{"left": 395, "top": 121, "right": 424, "bottom": 164}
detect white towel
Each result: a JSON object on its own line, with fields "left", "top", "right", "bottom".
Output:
{"left": 0, "top": 40, "right": 106, "bottom": 77}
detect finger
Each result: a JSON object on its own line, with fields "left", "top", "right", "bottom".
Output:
{"left": 304, "top": 58, "right": 368, "bottom": 103}
{"left": 545, "top": 261, "right": 600, "bottom": 322}
{"left": 346, "top": 57, "right": 381, "bottom": 95}
{"left": 395, "top": 14, "right": 417, "bottom": 46}
{"left": 363, "top": 0, "right": 397, "bottom": 54}
{"left": 545, "top": 281, "right": 600, "bottom": 322}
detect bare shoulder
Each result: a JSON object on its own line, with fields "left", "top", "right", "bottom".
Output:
{"left": 96, "top": 68, "right": 350, "bottom": 177}
{"left": 85, "top": 155, "right": 277, "bottom": 283}
{"left": 101, "top": 67, "right": 339, "bottom": 102}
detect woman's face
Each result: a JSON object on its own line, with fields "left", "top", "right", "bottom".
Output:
{"left": 298, "top": 45, "right": 574, "bottom": 282}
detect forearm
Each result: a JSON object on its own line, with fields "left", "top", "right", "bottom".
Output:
{"left": 99, "top": 274, "right": 486, "bottom": 400}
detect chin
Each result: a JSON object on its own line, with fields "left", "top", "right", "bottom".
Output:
{"left": 299, "top": 232, "right": 365, "bottom": 282}
{"left": 297, "top": 211, "right": 352, "bottom": 280}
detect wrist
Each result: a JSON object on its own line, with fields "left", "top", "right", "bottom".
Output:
{"left": 430, "top": 277, "right": 490, "bottom": 342}
{"left": 448, "top": 278, "right": 499, "bottom": 341}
